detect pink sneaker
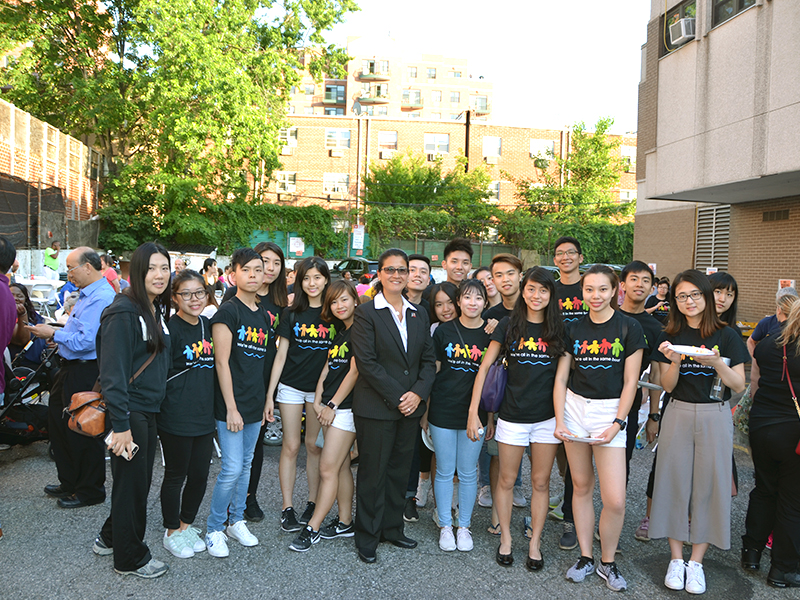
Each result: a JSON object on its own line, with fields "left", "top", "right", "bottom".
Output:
{"left": 766, "top": 532, "right": 773, "bottom": 550}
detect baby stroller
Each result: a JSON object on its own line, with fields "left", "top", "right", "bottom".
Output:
{"left": 0, "top": 347, "right": 57, "bottom": 447}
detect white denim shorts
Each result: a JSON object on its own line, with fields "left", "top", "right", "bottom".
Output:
{"left": 276, "top": 382, "right": 315, "bottom": 405}
{"left": 563, "top": 389, "right": 627, "bottom": 449}
{"left": 495, "top": 417, "right": 560, "bottom": 446}
{"left": 331, "top": 408, "right": 356, "bottom": 434}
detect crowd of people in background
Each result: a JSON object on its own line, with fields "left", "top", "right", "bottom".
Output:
{"left": 1, "top": 234, "right": 799, "bottom": 592}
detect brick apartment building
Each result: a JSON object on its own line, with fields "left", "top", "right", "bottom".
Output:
{"left": 634, "top": 0, "right": 800, "bottom": 321}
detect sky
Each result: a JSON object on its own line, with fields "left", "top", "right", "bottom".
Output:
{"left": 328, "top": 0, "right": 651, "bottom": 134}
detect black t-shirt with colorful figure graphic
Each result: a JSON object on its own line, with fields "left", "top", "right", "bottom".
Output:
{"left": 618, "top": 308, "right": 663, "bottom": 375}
{"left": 566, "top": 311, "right": 647, "bottom": 399}
{"left": 258, "top": 294, "right": 282, "bottom": 386}
{"left": 653, "top": 325, "right": 749, "bottom": 403}
{"left": 492, "top": 317, "right": 563, "bottom": 424}
{"left": 321, "top": 326, "right": 355, "bottom": 411}
{"left": 211, "top": 297, "right": 271, "bottom": 423}
{"left": 159, "top": 315, "right": 216, "bottom": 436}
{"left": 430, "top": 320, "right": 491, "bottom": 430}
{"left": 483, "top": 303, "right": 512, "bottom": 322}
{"left": 555, "top": 281, "right": 588, "bottom": 324}
{"left": 276, "top": 306, "right": 334, "bottom": 392}
{"left": 645, "top": 295, "right": 670, "bottom": 324}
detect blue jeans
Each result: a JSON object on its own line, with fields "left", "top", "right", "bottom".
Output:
{"left": 206, "top": 421, "right": 261, "bottom": 533}
{"left": 429, "top": 424, "right": 484, "bottom": 528}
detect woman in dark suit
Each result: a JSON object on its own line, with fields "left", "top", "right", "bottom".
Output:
{"left": 351, "top": 248, "right": 437, "bottom": 564}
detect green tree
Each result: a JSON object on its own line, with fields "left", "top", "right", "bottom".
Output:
{"left": 506, "top": 117, "right": 633, "bottom": 222}
{"left": 362, "top": 151, "right": 498, "bottom": 240}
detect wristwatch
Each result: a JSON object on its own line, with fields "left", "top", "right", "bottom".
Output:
{"left": 648, "top": 413, "right": 661, "bottom": 422}
{"left": 324, "top": 400, "right": 337, "bottom": 411}
{"left": 613, "top": 418, "right": 627, "bottom": 430}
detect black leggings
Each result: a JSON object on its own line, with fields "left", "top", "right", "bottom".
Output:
{"left": 158, "top": 430, "right": 214, "bottom": 530}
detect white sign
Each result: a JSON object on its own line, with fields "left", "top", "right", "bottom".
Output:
{"left": 648, "top": 263, "right": 657, "bottom": 276}
{"left": 779, "top": 279, "right": 796, "bottom": 290}
{"left": 705, "top": 267, "right": 718, "bottom": 275}
{"left": 289, "top": 237, "right": 305, "bottom": 255}
{"left": 352, "top": 226, "right": 365, "bottom": 250}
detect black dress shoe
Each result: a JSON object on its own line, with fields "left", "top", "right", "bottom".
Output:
{"left": 741, "top": 547, "right": 761, "bottom": 571}
{"left": 526, "top": 554, "right": 544, "bottom": 571}
{"left": 44, "top": 484, "right": 71, "bottom": 499}
{"left": 388, "top": 535, "right": 417, "bottom": 549}
{"left": 57, "top": 494, "right": 103, "bottom": 509}
{"left": 496, "top": 545, "right": 514, "bottom": 567}
{"left": 768, "top": 566, "right": 800, "bottom": 588}
{"left": 357, "top": 548, "right": 377, "bottom": 564}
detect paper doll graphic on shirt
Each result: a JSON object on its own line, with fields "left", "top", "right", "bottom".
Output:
{"left": 599, "top": 338, "right": 613, "bottom": 355}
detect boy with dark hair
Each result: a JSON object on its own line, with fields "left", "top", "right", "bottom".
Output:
{"left": 484, "top": 253, "right": 523, "bottom": 322}
{"left": 407, "top": 254, "right": 431, "bottom": 312}
{"left": 441, "top": 238, "right": 473, "bottom": 286}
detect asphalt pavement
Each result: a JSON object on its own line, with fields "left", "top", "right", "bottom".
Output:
{"left": 2, "top": 432, "right": 799, "bottom": 600}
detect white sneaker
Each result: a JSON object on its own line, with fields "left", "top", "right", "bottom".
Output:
{"left": 664, "top": 559, "right": 686, "bottom": 590}
{"left": 439, "top": 527, "right": 456, "bottom": 551}
{"left": 478, "top": 485, "right": 492, "bottom": 508}
{"left": 685, "top": 560, "right": 706, "bottom": 594}
{"left": 205, "top": 530, "right": 229, "bottom": 558}
{"left": 184, "top": 526, "right": 206, "bottom": 553}
{"left": 456, "top": 527, "right": 473, "bottom": 552}
{"left": 226, "top": 520, "right": 259, "bottom": 547}
{"left": 513, "top": 486, "right": 527, "bottom": 508}
{"left": 416, "top": 477, "right": 431, "bottom": 508}
{"left": 163, "top": 529, "right": 194, "bottom": 559}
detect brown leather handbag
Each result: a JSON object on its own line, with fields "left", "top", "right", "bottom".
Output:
{"left": 65, "top": 352, "right": 157, "bottom": 438}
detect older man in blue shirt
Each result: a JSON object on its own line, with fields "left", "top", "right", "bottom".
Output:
{"left": 28, "top": 247, "right": 116, "bottom": 508}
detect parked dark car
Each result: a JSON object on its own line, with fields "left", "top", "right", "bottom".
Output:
{"left": 330, "top": 258, "right": 379, "bottom": 281}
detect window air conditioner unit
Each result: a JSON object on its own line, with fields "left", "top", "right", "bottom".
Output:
{"left": 280, "top": 146, "right": 294, "bottom": 156}
{"left": 485, "top": 155, "right": 499, "bottom": 165}
{"left": 329, "top": 149, "right": 344, "bottom": 158}
{"left": 380, "top": 150, "right": 394, "bottom": 159}
{"left": 669, "top": 18, "right": 695, "bottom": 47}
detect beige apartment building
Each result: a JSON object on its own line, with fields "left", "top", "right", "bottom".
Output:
{"left": 288, "top": 36, "right": 493, "bottom": 122}
{"left": 634, "top": 0, "right": 800, "bottom": 320}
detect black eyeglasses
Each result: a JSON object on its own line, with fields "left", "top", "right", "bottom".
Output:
{"left": 176, "top": 290, "right": 208, "bottom": 300}
{"left": 381, "top": 267, "right": 409, "bottom": 275}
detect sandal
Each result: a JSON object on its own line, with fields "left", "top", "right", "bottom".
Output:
{"left": 487, "top": 523, "right": 501, "bottom": 536}
{"left": 523, "top": 516, "right": 532, "bottom": 539}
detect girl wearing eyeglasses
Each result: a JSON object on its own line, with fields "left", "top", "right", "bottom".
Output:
{"left": 158, "top": 270, "right": 215, "bottom": 559}
{"left": 650, "top": 270, "right": 748, "bottom": 594}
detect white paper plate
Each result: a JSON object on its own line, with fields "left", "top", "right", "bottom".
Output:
{"left": 563, "top": 434, "right": 597, "bottom": 444}
{"left": 667, "top": 344, "right": 715, "bottom": 358}
{"left": 421, "top": 427, "right": 434, "bottom": 451}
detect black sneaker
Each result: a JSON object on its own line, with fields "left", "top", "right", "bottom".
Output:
{"left": 320, "top": 519, "right": 355, "bottom": 539}
{"left": 298, "top": 501, "right": 316, "bottom": 526}
{"left": 244, "top": 497, "right": 264, "bottom": 523}
{"left": 403, "top": 497, "right": 419, "bottom": 523}
{"left": 281, "top": 507, "right": 302, "bottom": 533}
{"left": 289, "top": 526, "right": 320, "bottom": 552}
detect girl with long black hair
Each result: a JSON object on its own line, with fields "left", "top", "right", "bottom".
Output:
{"left": 94, "top": 242, "right": 172, "bottom": 578}
{"left": 468, "top": 267, "right": 568, "bottom": 569}
{"left": 651, "top": 270, "right": 748, "bottom": 594}
{"left": 266, "top": 256, "right": 333, "bottom": 533}
{"left": 709, "top": 271, "right": 740, "bottom": 333}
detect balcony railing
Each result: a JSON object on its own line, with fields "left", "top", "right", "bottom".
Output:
{"left": 323, "top": 91, "right": 346, "bottom": 104}
{"left": 401, "top": 97, "right": 424, "bottom": 109}
{"left": 472, "top": 102, "right": 491, "bottom": 115}
{"left": 358, "top": 69, "right": 391, "bottom": 81}
{"left": 357, "top": 93, "right": 390, "bottom": 104}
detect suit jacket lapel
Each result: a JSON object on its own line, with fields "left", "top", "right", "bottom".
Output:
{"left": 406, "top": 308, "right": 420, "bottom": 359}
{"left": 375, "top": 305, "right": 408, "bottom": 362}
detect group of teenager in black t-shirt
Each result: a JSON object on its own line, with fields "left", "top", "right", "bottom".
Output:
{"left": 92, "top": 236, "right": 800, "bottom": 591}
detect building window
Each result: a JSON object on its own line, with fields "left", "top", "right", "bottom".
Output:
{"left": 663, "top": 0, "right": 697, "bottom": 54}
{"left": 376, "top": 106, "right": 388, "bottom": 116}
{"left": 694, "top": 205, "right": 730, "bottom": 271}
{"left": 379, "top": 60, "right": 389, "bottom": 74}
{"left": 324, "top": 84, "right": 345, "bottom": 103}
{"left": 431, "top": 90, "right": 442, "bottom": 103}
{"left": 712, "top": 0, "right": 754, "bottom": 27}
{"left": 279, "top": 127, "right": 298, "bottom": 146}
{"left": 619, "top": 190, "right": 637, "bottom": 202}
{"left": 487, "top": 181, "right": 500, "bottom": 202}
{"left": 323, "top": 173, "right": 350, "bottom": 194}
{"left": 408, "top": 66, "right": 417, "bottom": 78}
{"left": 304, "top": 84, "right": 315, "bottom": 96}
{"left": 287, "top": 104, "right": 295, "bottom": 114}
{"left": 325, "top": 128, "right": 351, "bottom": 148}
{"left": 402, "top": 89, "right": 422, "bottom": 105}
{"left": 483, "top": 136, "right": 502, "bottom": 157}
{"left": 304, "top": 107, "right": 315, "bottom": 115}
{"left": 447, "top": 71, "right": 462, "bottom": 78}
{"left": 450, "top": 91, "right": 460, "bottom": 104}
{"left": 276, "top": 172, "right": 297, "bottom": 193}
{"left": 621, "top": 146, "right": 637, "bottom": 173}
{"left": 324, "top": 107, "right": 345, "bottom": 116}
{"left": 424, "top": 133, "right": 449, "bottom": 154}
{"left": 449, "top": 113, "right": 460, "bottom": 121}
{"left": 430, "top": 113, "right": 441, "bottom": 120}
{"left": 530, "top": 139, "right": 555, "bottom": 159}
{"left": 410, "top": 112, "right": 421, "bottom": 119}
{"left": 471, "top": 95, "right": 489, "bottom": 111}
{"left": 379, "top": 131, "right": 398, "bottom": 150}
{"left": 427, "top": 68, "right": 437, "bottom": 79}
{"left": 763, "top": 209, "right": 790, "bottom": 222}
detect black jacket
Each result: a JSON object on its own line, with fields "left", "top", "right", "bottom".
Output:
{"left": 97, "top": 294, "right": 170, "bottom": 432}
{"left": 351, "top": 299, "right": 436, "bottom": 420}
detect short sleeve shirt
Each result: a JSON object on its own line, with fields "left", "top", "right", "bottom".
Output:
{"left": 321, "top": 326, "right": 355, "bottom": 410}
{"left": 653, "top": 325, "right": 749, "bottom": 403}
{"left": 555, "top": 281, "right": 588, "bottom": 323}
{"left": 751, "top": 314, "right": 780, "bottom": 343}
{"left": 44, "top": 248, "right": 58, "bottom": 271}
{"left": 276, "top": 306, "right": 334, "bottom": 392}
{"left": 645, "top": 295, "right": 670, "bottom": 324}
{"left": 566, "top": 311, "right": 647, "bottom": 399}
